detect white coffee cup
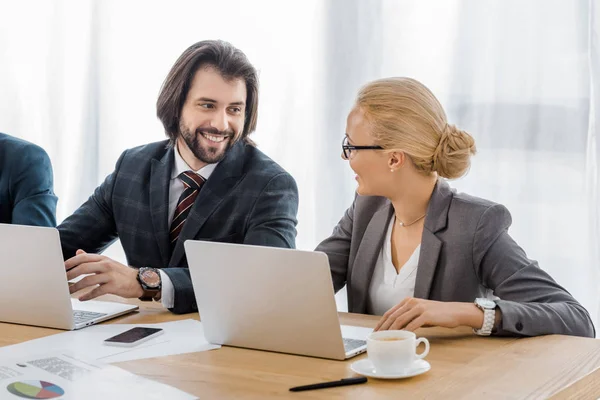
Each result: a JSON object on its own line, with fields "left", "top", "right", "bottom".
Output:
{"left": 367, "top": 330, "right": 429, "bottom": 373}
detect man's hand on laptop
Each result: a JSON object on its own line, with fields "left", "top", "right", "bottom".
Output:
{"left": 65, "top": 249, "right": 144, "bottom": 301}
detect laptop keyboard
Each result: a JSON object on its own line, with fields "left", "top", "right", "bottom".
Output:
{"left": 343, "top": 337, "right": 367, "bottom": 352}
{"left": 73, "top": 310, "right": 107, "bottom": 325}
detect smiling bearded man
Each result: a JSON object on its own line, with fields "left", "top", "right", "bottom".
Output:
{"left": 58, "top": 40, "right": 299, "bottom": 314}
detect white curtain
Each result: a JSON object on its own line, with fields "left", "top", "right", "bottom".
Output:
{"left": 1, "top": 0, "right": 598, "bottom": 333}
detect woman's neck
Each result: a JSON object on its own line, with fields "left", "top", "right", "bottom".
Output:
{"left": 389, "top": 174, "right": 438, "bottom": 225}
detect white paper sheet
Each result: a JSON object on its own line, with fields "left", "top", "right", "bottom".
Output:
{"left": 0, "top": 351, "right": 196, "bottom": 399}
{"left": 0, "top": 319, "right": 220, "bottom": 364}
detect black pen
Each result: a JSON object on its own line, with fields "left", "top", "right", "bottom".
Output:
{"left": 289, "top": 377, "right": 367, "bottom": 392}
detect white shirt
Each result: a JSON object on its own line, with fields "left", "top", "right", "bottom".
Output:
{"left": 366, "top": 216, "right": 421, "bottom": 316}
{"left": 159, "top": 145, "right": 218, "bottom": 309}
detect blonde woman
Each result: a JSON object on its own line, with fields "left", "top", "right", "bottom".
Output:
{"left": 316, "top": 78, "right": 595, "bottom": 337}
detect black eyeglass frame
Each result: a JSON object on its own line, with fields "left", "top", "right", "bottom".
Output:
{"left": 342, "top": 136, "right": 383, "bottom": 159}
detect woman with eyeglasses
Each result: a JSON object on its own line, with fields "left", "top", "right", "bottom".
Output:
{"left": 316, "top": 77, "right": 595, "bottom": 337}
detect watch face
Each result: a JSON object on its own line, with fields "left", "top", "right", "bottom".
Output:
{"left": 477, "top": 298, "right": 496, "bottom": 309}
{"left": 140, "top": 269, "right": 160, "bottom": 288}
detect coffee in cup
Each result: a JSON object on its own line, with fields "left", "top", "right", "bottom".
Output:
{"left": 367, "top": 330, "right": 429, "bottom": 373}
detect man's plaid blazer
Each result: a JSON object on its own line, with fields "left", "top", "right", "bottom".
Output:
{"left": 58, "top": 139, "right": 299, "bottom": 314}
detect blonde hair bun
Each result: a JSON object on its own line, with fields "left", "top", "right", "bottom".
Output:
{"left": 357, "top": 77, "right": 477, "bottom": 180}
{"left": 432, "top": 124, "right": 477, "bottom": 179}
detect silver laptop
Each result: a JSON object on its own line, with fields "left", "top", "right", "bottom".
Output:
{"left": 0, "top": 224, "right": 138, "bottom": 330}
{"left": 185, "top": 240, "right": 370, "bottom": 360}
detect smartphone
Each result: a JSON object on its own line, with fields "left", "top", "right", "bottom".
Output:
{"left": 103, "top": 327, "right": 164, "bottom": 347}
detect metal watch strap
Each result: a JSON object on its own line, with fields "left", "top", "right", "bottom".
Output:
{"left": 474, "top": 305, "right": 495, "bottom": 336}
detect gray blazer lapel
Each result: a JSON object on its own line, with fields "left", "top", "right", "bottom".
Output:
{"left": 149, "top": 149, "right": 174, "bottom": 267}
{"left": 414, "top": 179, "right": 453, "bottom": 299}
{"left": 169, "top": 142, "right": 245, "bottom": 267}
{"left": 414, "top": 229, "right": 442, "bottom": 298}
{"left": 350, "top": 203, "right": 393, "bottom": 313}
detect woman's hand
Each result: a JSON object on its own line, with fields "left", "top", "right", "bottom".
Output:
{"left": 374, "top": 297, "right": 484, "bottom": 332}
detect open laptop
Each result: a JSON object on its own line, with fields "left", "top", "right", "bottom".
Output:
{"left": 185, "top": 240, "right": 371, "bottom": 360}
{"left": 0, "top": 224, "right": 138, "bottom": 330}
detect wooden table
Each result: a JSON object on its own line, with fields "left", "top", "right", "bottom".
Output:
{"left": 1, "top": 297, "right": 599, "bottom": 399}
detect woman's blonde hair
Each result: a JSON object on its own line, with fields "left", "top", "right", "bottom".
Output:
{"left": 356, "top": 77, "right": 476, "bottom": 180}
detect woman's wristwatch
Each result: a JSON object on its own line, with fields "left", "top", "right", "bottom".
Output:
{"left": 473, "top": 298, "right": 496, "bottom": 336}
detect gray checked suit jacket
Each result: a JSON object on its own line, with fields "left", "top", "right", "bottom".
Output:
{"left": 59, "top": 139, "right": 299, "bottom": 314}
{"left": 316, "top": 179, "right": 595, "bottom": 337}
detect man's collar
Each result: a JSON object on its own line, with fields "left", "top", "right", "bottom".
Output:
{"left": 172, "top": 142, "right": 219, "bottom": 181}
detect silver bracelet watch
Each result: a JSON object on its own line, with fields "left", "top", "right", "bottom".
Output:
{"left": 473, "top": 298, "right": 496, "bottom": 336}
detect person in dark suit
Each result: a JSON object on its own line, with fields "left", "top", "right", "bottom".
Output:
{"left": 316, "top": 77, "right": 595, "bottom": 337}
{"left": 0, "top": 133, "right": 57, "bottom": 227}
{"left": 60, "top": 40, "right": 299, "bottom": 314}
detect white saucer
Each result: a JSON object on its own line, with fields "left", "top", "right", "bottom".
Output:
{"left": 350, "top": 358, "right": 431, "bottom": 379}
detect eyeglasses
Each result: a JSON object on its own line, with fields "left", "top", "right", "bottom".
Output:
{"left": 342, "top": 136, "right": 383, "bottom": 159}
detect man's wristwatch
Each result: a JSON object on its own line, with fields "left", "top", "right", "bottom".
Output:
{"left": 474, "top": 297, "right": 496, "bottom": 336}
{"left": 137, "top": 267, "right": 162, "bottom": 301}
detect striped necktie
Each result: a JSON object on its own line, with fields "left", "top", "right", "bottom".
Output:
{"left": 169, "top": 170, "right": 205, "bottom": 249}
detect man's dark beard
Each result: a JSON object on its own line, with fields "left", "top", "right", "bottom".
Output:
{"left": 179, "top": 125, "right": 234, "bottom": 164}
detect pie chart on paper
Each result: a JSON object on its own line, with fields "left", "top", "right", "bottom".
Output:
{"left": 6, "top": 380, "right": 65, "bottom": 399}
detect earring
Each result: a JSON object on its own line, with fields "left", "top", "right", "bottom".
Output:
{"left": 390, "top": 169, "right": 395, "bottom": 173}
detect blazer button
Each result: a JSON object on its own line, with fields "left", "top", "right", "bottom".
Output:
{"left": 515, "top": 322, "right": 523, "bottom": 331}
